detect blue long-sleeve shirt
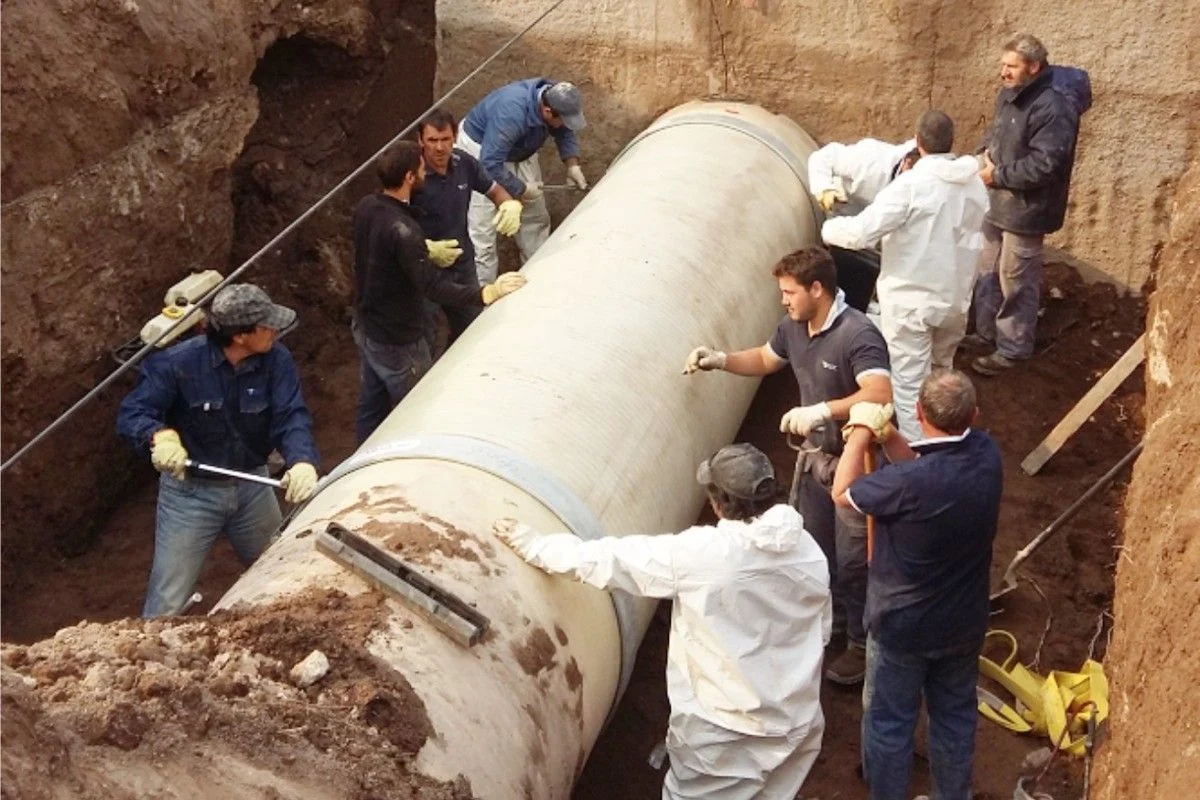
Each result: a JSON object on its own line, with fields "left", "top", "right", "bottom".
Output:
{"left": 461, "top": 78, "right": 580, "bottom": 197}
{"left": 117, "top": 335, "right": 319, "bottom": 471}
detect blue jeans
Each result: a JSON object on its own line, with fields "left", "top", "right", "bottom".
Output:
{"left": 352, "top": 322, "right": 432, "bottom": 445}
{"left": 861, "top": 635, "right": 981, "bottom": 800}
{"left": 144, "top": 470, "right": 281, "bottom": 617}
{"left": 972, "top": 220, "right": 1044, "bottom": 360}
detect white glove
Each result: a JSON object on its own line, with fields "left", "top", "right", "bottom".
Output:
{"left": 566, "top": 164, "right": 588, "bottom": 191}
{"left": 682, "top": 346, "right": 727, "bottom": 374}
{"left": 493, "top": 518, "right": 539, "bottom": 559}
{"left": 779, "top": 402, "right": 833, "bottom": 436}
{"left": 522, "top": 181, "right": 544, "bottom": 202}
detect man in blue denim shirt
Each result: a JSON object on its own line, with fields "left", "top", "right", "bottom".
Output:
{"left": 457, "top": 78, "right": 588, "bottom": 284}
{"left": 117, "top": 283, "right": 320, "bottom": 617}
{"left": 832, "top": 370, "right": 1002, "bottom": 800}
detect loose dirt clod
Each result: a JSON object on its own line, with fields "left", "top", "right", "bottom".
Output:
{"left": 511, "top": 627, "right": 557, "bottom": 676}
{"left": 0, "top": 589, "right": 475, "bottom": 799}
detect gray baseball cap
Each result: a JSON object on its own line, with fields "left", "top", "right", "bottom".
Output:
{"left": 695, "top": 443, "right": 776, "bottom": 500}
{"left": 209, "top": 283, "right": 296, "bottom": 332}
{"left": 543, "top": 82, "right": 586, "bottom": 131}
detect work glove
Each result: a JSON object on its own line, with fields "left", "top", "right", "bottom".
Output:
{"left": 492, "top": 199, "right": 523, "bottom": 237}
{"left": 426, "top": 239, "right": 462, "bottom": 268}
{"left": 281, "top": 462, "right": 318, "bottom": 504}
{"left": 817, "top": 189, "right": 840, "bottom": 212}
{"left": 481, "top": 272, "right": 527, "bottom": 305}
{"left": 779, "top": 402, "right": 833, "bottom": 436}
{"left": 493, "top": 517, "right": 539, "bottom": 559}
{"left": 682, "top": 346, "right": 727, "bottom": 374}
{"left": 566, "top": 164, "right": 588, "bottom": 191}
{"left": 522, "top": 181, "right": 544, "bottom": 202}
{"left": 150, "top": 429, "right": 189, "bottom": 480}
{"left": 842, "top": 402, "right": 895, "bottom": 443}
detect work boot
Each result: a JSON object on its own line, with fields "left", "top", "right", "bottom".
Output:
{"left": 825, "top": 641, "right": 867, "bottom": 685}
{"left": 972, "top": 351, "right": 1018, "bottom": 376}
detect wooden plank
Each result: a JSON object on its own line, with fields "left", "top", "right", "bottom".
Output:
{"left": 1020, "top": 334, "right": 1145, "bottom": 476}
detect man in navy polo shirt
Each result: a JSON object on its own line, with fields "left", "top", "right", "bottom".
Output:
{"left": 832, "top": 369, "right": 1003, "bottom": 800}
{"left": 684, "top": 246, "right": 892, "bottom": 684}
{"left": 413, "top": 108, "right": 523, "bottom": 345}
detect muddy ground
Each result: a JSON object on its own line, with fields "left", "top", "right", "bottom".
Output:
{"left": 2, "top": 261, "right": 1144, "bottom": 798}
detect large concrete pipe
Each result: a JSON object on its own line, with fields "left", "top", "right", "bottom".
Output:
{"left": 217, "top": 101, "right": 820, "bottom": 798}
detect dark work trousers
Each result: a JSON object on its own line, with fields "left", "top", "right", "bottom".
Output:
{"left": 425, "top": 260, "right": 483, "bottom": 355}
{"left": 790, "top": 448, "right": 869, "bottom": 647}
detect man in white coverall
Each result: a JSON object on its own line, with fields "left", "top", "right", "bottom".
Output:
{"left": 493, "top": 443, "right": 832, "bottom": 799}
{"left": 808, "top": 135, "right": 918, "bottom": 213}
{"left": 821, "top": 110, "right": 988, "bottom": 440}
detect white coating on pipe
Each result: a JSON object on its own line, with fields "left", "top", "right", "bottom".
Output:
{"left": 217, "top": 101, "right": 820, "bottom": 798}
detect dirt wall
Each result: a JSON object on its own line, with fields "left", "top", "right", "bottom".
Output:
{"left": 1092, "top": 161, "right": 1200, "bottom": 796}
{"left": 434, "top": 0, "right": 1199, "bottom": 288}
{"left": 1, "top": 1, "right": 431, "bottom": 578}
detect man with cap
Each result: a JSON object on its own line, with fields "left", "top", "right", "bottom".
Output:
{"left": 683, "top": 246, "right": 892, "bottom": 686}
{"left": 456, "top": 77, "right": 588, "bottom": 285}
{"left": 493, "top": 443, "right": 831, "bottom": 799}
{"left": 117, "top": 283, "right": 321, "bottom": 617}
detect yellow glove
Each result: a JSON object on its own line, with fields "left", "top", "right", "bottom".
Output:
{"left": 150, "top": 429, "right": 188, "bottom": 480}
{"left": 842, "top": 402, "right": 896, "bottom": 442}
{"left": 817, "top": 189, "right": 840, "bottom": 212}
{"left": 280, "top": 462, "right": 318, "bottom": 504}
{"left": 492, "top": 199, "right": 523, "bottom": 237}
{"left": 426, "top": 239, "right": 462, "bottom": 268}
{"left": 481, "top": 272, "right": 527, "bottom": 305}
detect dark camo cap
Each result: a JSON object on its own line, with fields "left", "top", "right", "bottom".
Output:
{"left": 543, "top": 82, "right": 586, "bottom": 131}
{"left": 695, "top": 443, "right": 776, "bottom": 500}
{"left": 209, "top": 283, "right": 296, "bottom": 332}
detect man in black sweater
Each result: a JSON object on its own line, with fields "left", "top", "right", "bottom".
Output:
{"left": 352, "top": 141, "right": 526, "bottom": 443}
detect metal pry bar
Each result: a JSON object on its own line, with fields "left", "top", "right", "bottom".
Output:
{"left": 316, "top": 522, "right": 490, "bottom": 647}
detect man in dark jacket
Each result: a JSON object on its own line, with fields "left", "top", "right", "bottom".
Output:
{"left": 352, "top": 141, "right": 526, "bottom": 444}
{"left": 970, "top": 33, "right": 1082, "bottom": 376}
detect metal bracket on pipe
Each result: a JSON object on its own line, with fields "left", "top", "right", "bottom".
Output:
{"left": 317, "top": 522, "right": 489, "bottom": 647}
{"left": 318, "top": 434, "right": 642, "bottom": 721}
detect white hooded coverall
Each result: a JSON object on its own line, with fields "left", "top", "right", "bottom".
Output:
{"left": 508, "top": 504, "right": 831, "bottom": 800}
{"left": 821, "top": 154, "right": 989, "bottom": 439}
{"left": 807, "top": 138, "right": 917, "bottom": 209}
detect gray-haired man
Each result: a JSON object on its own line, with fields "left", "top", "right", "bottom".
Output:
{"left": 972, "top": 33, "right": 1083, "bottom": 375}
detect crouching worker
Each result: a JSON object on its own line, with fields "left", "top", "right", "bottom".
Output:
{"left": 117, "top": 283, "right": 320, "bottom": 617}
{"left": 832, "top": 370, "right": 1002, "bottom": 800}
{"left": 493, "top": 443, "right": 831, "bottom": 799}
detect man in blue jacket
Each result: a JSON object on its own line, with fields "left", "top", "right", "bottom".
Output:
{"left": 971, "top": 33, "right": 1083, "bottom": 376}
{"left": 117, "top": 284, "right": 321, "bottom": 617}
{"left": 456, "top": 78, "right": 588, "bottom": 285}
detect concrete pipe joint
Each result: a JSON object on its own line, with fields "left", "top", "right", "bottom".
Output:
{"left": 217, "top": 101, "right": 820, "bottom": 797}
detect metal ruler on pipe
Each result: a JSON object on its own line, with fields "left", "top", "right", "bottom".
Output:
{"left": 316, "top": 522, "right": 489, "bottom": 648}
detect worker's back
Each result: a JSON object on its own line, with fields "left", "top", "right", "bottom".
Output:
{"left": 663, "top": 503, "right": 831, "bottom": 737}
